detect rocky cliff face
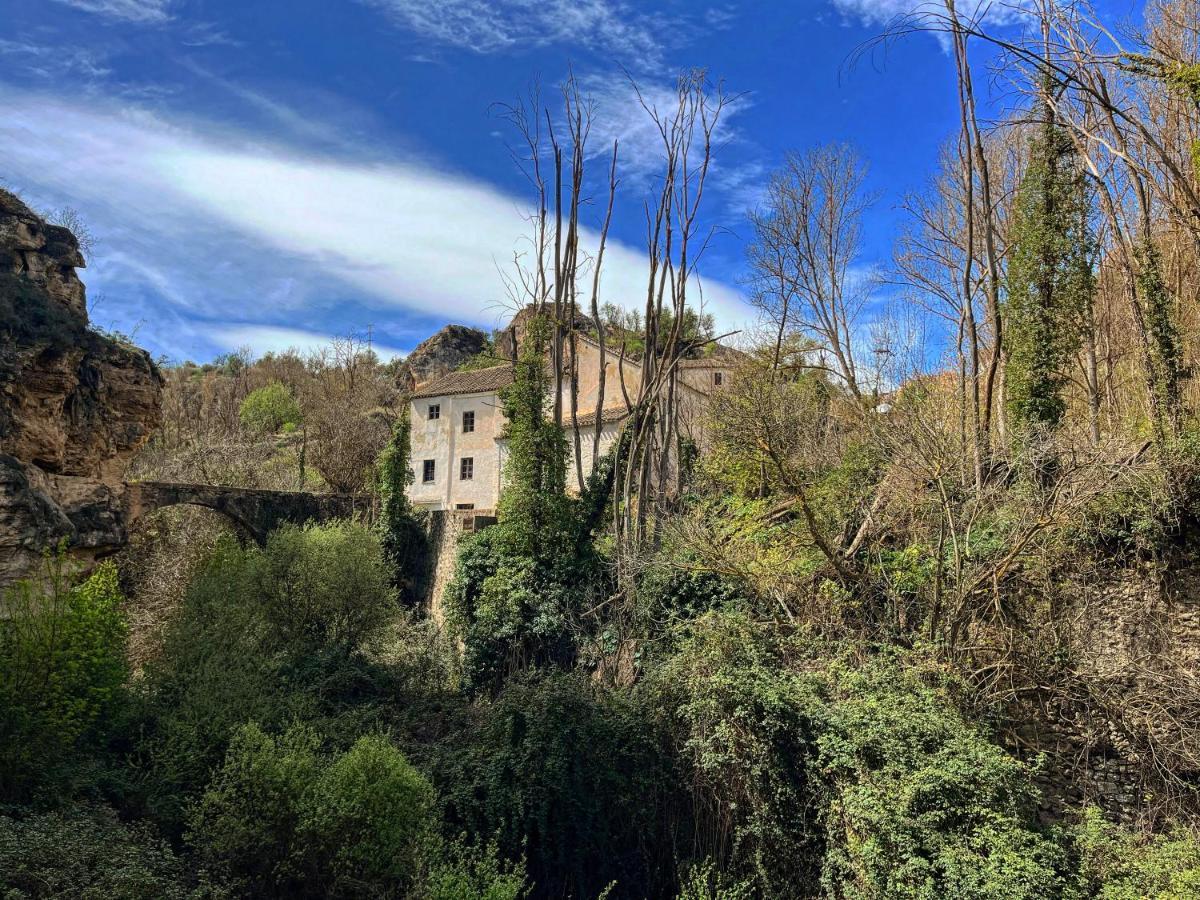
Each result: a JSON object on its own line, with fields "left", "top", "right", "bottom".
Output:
{"left": 0, "top": 190, "right": 163, "bottom": 587}
{"left": 394, "top": 324, "right": 489, "bottom": 393}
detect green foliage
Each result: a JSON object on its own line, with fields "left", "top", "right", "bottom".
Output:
{"left": 187, "top": 722, "right": 318, "bottom": 894}
{"left": 434, "top": 672, "right": 680, "bottom": 899}
{"left": 814, "top": 663, "right": 1068, "bottom": 899}
{"left": 132, "top": 524, "right": 394, "bottom": 829}
{"left": 421, "top": 839, "right": 528, "bottom": 900}
{"left": 494, "top": 314, "right": 571, "bottom": 562}
{"left": 0, "top": 561, "right": 127, "bottom": 803}
{"left": 304, "top": 732, "right": 435, "bottom": 892}
{"left": 443, "top": 315, "right": 610, "bottom": 690}
{"left": 376, "top": 411, "right": 426, "bottom": 602}
{"left": 190, "top": 723, "right": 435, "bottom": 897}
{"left": 675, "top": 859, "right": 756, "bottom": 900}
{"left": 252, "top": 521, "right": 396, "bottom": 655}
{"left": 1074, "top": 807, "right": 1200, "bottom": 899}
{"left": 1133, "top": 238, "right": 1184, "bottom": 439}
{"left": 238, "top": 382, "right": 302, "bottom": 434}
{"left": 652, "top": 613, "right": 1067, "bottom": 899}
{"left": 0, "top": 804, "right": 205, "bottom": 900}
{"left": 1004, "top": 108, "right": 1093, "bottom": 436}
{"left": 454, "top": 337, "right": 501, "bottom": 372}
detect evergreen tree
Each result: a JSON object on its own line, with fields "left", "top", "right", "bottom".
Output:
{"left": 444, "top": 313, "right": 598, "bottom": 689}
{"left": 376, "top": 410, "right": 424, "bottom": 601}
{"left": 1004, "top": 89, "right": 1094, "bottom": 436}
{"left": 494, "top": 313, "right": 572, "bottom": 561}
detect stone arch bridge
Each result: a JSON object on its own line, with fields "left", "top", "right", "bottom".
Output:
{"left": 123, "top": 481, "right": 374, "bottom": 544}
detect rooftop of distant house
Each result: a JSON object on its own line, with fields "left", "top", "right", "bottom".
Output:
{"left": 411, "top": 365, "right": 514, "bottom": 399}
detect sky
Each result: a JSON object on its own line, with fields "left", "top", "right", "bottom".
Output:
{"left": 0, "top": 0, "right": 1143, "bottom": 363}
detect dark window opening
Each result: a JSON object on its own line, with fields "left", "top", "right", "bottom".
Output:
{"left": 455, "top": 503, "right": 475, "bottom": 510}
{"left": 422, "top": 460, "right": 436, "bottom": 482}
{"left": 462, "top": 410, "right": 475, "bottom": 433}
{"left": 460, "top": 457, "right": 474, "bottom": 480}
{"left": 713, "top": 371, "right": 724, "bottom": 386}
{"left": 428, "top": 404, "right": 440, "bottom": 420}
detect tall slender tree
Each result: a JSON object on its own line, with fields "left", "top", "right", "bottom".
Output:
{"left": 1004, "top": 75, "right": 1095, "bottom": 437}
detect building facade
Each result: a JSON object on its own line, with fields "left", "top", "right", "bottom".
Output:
{"left": 406, "top": 336, "right": 737, "bottom": 511}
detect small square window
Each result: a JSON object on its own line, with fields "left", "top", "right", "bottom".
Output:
{"left": 460, "top": 457, "right": 474, "bottom": 480}
{"left": 713, "top": 371, "right": 724, "bottom": 386}
{"left": 428, "top": 404, "right": 440, "bottom": 420}
{"left": 462, "top": 410, "right": 475, "bottom": 433}
{"left": 422, "top": 459, "right": 436, "bottom": 482}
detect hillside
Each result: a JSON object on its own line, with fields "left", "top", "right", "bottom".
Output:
{"left": 5, "top": 2, "right": 1200, "bottom": 898}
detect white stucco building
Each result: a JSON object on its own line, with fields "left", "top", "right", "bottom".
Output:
{"left": 406, "top": 334, "right": 738, "bottom": 511}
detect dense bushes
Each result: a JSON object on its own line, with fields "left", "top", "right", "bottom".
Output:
{"left": 651, "top": 612, "right": 1070, "bottom": 898}
{"left": 0, "top": 562, "right": 127, "bottom": 803}
{"left": 0, "top": 804, "right": 202, "bottom": 900}
{"left": 190, "top": 724, "right": 434, "bottom": 897}
{"left": 1074, "top": 807, "right": 1200, "bottom": 898}
{"left": 131, "top": 521, "right": 396, "bottom": 829}
{"left": 434, "top": 672, "right": 681, "bottom": 898}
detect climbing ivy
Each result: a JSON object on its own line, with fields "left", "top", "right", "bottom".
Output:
{"left": 1004, "top": 92, "right": 1094, "bottom": 437}
{"left": 1133, "top": 238, "right": 1185, "bottom": 441}
{"left": 376, "top": 410, "right": 426, "bottom": 601}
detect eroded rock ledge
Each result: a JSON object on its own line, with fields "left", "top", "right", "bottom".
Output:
{"left": 0, "top": 190, "right": 163, "bottom": 586}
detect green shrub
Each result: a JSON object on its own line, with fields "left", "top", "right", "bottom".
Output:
{"left": 675, "top": 859, "right": 756, "bottom": 900}
{"left": 190, "top": 723, "right": 435, "bottom": 898}
{"left": 239, "top": 382, "right": 301, "bottom": 434}
{"left": 0, "top": 804, "right": 200, "bottom": 899}
{"left": 434, "top": 672, "right": 680, "bottom": 899}
{"left": 133, "top": 539, "right": 305, "bottom": 828}
{"left": 651, "top": 613, "right": 1068, "bottom": 899}
{"left": 1074, "top": 807, "right": 1200, "bottom": 899}
{"left": 133, "top": 524, "right": 394, "bottom": 830}
{"left": 302, "top": 733, "right": 435, "bottom": 893}
{"left": 253, "top": 521, "right": 396, "bottom": 655}
{"left": 187, "top": 722, "right": 319, "bottom": 895}
{"left": 0, "top": 561, "right": 127, "bottom": 802}
{"left": 421, "top": 839, "right": 528, "bottom": 900}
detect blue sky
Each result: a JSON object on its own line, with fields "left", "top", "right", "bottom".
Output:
{"left": 0, "top": 0, "right": 1141, "bottom": 363}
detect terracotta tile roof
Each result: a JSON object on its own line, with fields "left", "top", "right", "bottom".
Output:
{"left": 572, "top": 405, "right": 631, "bottom": 428}
{"left": 411, "top": 365, "right": 514, "bottom": 399}
{"left": 678, "top": 344, "right": 745, "bottom": 368}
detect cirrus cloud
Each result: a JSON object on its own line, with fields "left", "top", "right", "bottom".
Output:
{"left": 0, "top": 85, "right": 752, "bottom": 362}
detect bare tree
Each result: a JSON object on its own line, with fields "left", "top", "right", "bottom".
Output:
{"left": 746, "top": 144, "right": 876, "bottom": 401}
{"left": 612, "top": 70, "right": 731, "bottom": 565}
{"left": 498, "top": 75, "right": 621, "bottom": 487}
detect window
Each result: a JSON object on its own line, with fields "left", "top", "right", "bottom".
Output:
{"left": 455, "top": 503, "right": 475, "bottom": 510}
{"left": 460, "top": 457, "right": 474, "bottom": 480}
{"left": 462, "top": 410, "right": 475, "bottom": 433}
{"left": 422, "top": 459, "right": 436, "bottom": 482}
{"left": 427, "top": 404, "right": 440, "bottom": 420}
{"left": 713, "top": 371, "right": 724, "bottom": 387}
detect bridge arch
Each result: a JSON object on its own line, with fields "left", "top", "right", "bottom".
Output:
{"left": 123, "top": 481, "right": 374, "bottom": 544}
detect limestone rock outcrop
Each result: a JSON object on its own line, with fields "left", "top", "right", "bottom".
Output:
{"left": 395, "top": 324, "right": 489, "bottom": 393}
{"left": 0, "top": 190, "right": 163, "bottom": 587}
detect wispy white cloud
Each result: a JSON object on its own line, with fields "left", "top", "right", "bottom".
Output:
{"left": 576, "top": 72, "right": 753, "bottom": 186}
{"left": 213, "top": 324, "right": 408, "bottom": 361}
{"left": 0, "top": 86, "right": 752, "bottom": 360}
{"left": 0, "top": 39, "right": 113, "bottom": 81}
{"left": 50, "top": 0, "right": 172, "bottom": 24}
{"left": 829, "top": 0, "right": 1030, "bottom": 29}
{"left": 359, "top": 0, "right": 672, "bottom": 66}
